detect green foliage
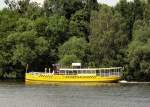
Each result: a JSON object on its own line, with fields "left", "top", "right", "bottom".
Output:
{"left": 0, "top": 0, "right": 149, "bottom": 80}
{"left": 143, "top": 1, "right": 150, "bottom": 21}
{"left": 43, "top": 0, "right": 84, "bottom": 19}
{"left": 59, "top": 55, "right": 81, "bottom": 67}
{"left": 69, "top": 9, "right": 90, "bottom": 40}
{"left": 12, "top": 44, "right": 36, "bottom": 66}
{"left": 89, "top": 5, "right": 128, "bottom": 67}
{"left": 127, "top": 20, "right": 150, "bottom": 80}
{"left": 34, "top": 17, "right": 48, "bottom": 36}
{"left": 46, "top": 15, "right": 68, "bottom": 46}
{"left": 47, "top": 15, "right": 68, "bottom": 35}
{"left": 58, "top": 36, "right": 88, "bottom": 66}
{"left": 34, "top": 37, "right": 49, "bottom": 55}
{"left": 115, "top": 0, "right": 144, "bottom": 40}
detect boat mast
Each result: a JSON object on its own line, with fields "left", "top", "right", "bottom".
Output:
{"left": 26, "top": 64, "right": 28, "bottom": 73}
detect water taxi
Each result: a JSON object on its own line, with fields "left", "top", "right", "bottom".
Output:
{"left": 25, "top": 64, "right": 123, "bottom": 83}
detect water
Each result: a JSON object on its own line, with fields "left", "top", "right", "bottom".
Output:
{"left": 0, "top": 81, "right": 150, "bottom": 107}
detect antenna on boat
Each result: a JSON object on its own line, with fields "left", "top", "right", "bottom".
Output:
{"left": 45, "top": 68, "right": 47, "bottom": 73}
{"left": 26, "top": 64, "right": 29, "bottom": 73}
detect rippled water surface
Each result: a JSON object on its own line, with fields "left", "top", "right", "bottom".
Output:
{"left": 0, "top": 81, "right": 150, "bottom": 107}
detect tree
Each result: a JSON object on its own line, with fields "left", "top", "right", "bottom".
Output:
{"left": 46, "top": 15, "right": 68, "bottom": 47}
{"left": 58, "top": 36, "right": 88, "bottom": 66}
{"left": 115, "top": 0, "right": 144, "bottom": 40}
{"left": 7, "top": 31, "right": 36, "bottom": 65}
{"left": 84, "top": 0, "right": 99, "bottom": 11}
{"left": 69, "top": 9, "right": 90, "bottom": 40}
{"left": 34, "top": 17, "right": 48, "bottom": 37}
{"left": 89, "top": 5, "right": 128, "bottom": 67}
{"left": 127, "top": 20, "right": 150, "bottom": 80}
{"left": 5, "top": 0, "right": 42, "bottom": 19}
{"left": 59, "top": 55, "right": 81, "bottom": 67}
{"left": 43, "top": 0, "right": 84, "bottom": 19}
{"left": 0, "top": 8, "right": 19, "bottom": 78}
{"left": 143, "top": 0, "right": 150, "bottom": 21}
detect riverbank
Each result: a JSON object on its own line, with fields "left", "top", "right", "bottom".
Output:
{"left": 0, "top": 71, "right": 25, "bottom": 80}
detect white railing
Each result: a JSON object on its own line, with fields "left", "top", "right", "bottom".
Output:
{"left": 27, "top": 67, "right": 123, "bottom": 77}
{"left": 59, "top": 67, "right": 123, "bottom": 77}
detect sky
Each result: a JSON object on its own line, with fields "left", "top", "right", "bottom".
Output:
{"left": 0, "top": 0, "right": 132, "bottom": 9}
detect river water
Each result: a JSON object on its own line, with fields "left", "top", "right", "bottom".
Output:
{"left": 0, "top": 81, "right": 150, "bottom": 107}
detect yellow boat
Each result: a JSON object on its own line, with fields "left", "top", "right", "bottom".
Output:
{"left": 25, "top": 67, "right": 123, "bottom": 83}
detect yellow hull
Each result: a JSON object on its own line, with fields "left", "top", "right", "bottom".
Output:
{"left": 25, "top": 73, "right": 121, "bottom": 83}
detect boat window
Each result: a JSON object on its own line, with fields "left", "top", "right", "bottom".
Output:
{"left": 106, "top": 70, "right": 109, "bottom": 77}
{"left": 60, "top": 70, "right": 65, "bottom": 75}
{"left": 87, "top": 70, "right": 91, "bottom": 74}
{"left": 78, "top": 70, "right": 81, "bottom": 74}
{"left": 101, "top": 70, "right": 105, "bottom": 77}
{"left": 96, "top": 70, "right": 100, "bottom": 76}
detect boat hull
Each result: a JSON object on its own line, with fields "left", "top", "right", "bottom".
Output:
{"left": 25, "top": 73, "right": 121, "bottom": 83}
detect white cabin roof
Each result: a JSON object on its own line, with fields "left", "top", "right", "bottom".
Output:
{"left": 72, "top": 63, "right": 81, "bottom": 67}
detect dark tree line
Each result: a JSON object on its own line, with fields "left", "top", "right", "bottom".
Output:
{"left": 0, "top": 0, "right": 149, "bottom": 81}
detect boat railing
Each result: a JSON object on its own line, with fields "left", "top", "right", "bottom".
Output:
{"left": 59, "top": 67, "right": 123, "bottom": 77}
{"left": 27, "top": 67, "right": 123, "bottom": 77}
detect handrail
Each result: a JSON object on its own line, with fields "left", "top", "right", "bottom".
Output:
{"left": 60, "top": 67, "right": 123, "bottom": 71}
{"left": 26, "top": 67, "right": 123, "bottom": 77}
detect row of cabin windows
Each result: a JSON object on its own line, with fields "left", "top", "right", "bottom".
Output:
{"left": 59, "top": 69, "right": 122, "bottom": 76}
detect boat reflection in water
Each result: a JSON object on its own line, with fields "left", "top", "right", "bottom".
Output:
{"left": 25, "top": 80, "right": 120, "bottom": 87}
